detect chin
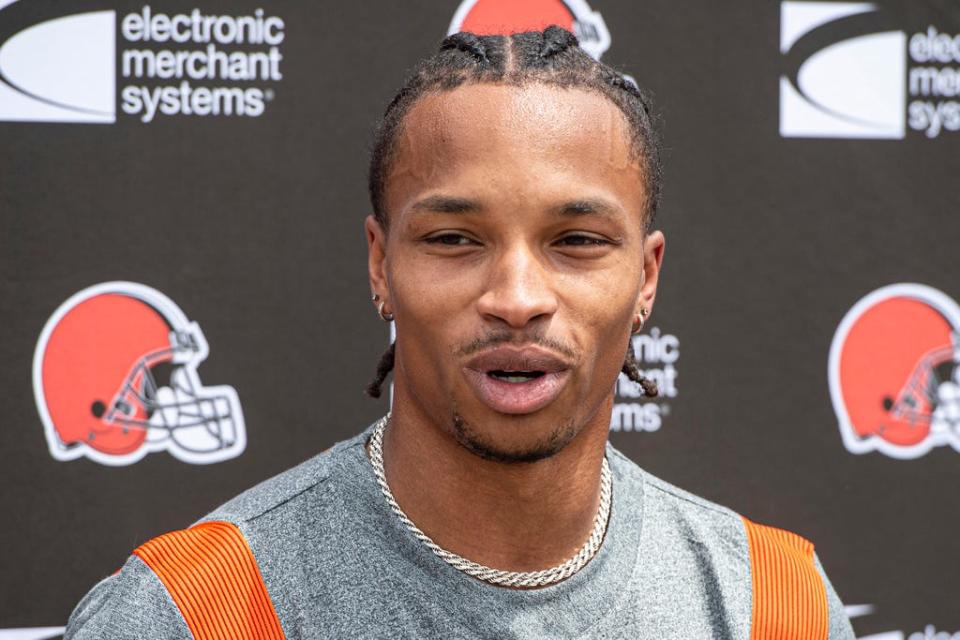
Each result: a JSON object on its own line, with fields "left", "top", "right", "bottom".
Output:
{"left": 449, "top": 410, "right": 579, "bottom": 464}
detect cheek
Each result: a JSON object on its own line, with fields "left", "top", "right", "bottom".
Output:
{"left": 555, "top": 271, "right": 638, "bottom": 386}
{"left": 558, "top": 264, "right": 638, "bottom": 333}
{"left": 386, "top": 249, "right": 481, "bottom": 376}
{"left": 390, "top": 251, "right": 481, "bottom": 320}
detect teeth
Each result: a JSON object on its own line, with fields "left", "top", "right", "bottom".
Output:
{"left": 489, "top": 371, "right": 543, "bottom": 383}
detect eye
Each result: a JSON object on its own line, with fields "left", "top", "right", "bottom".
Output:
{"left": 557, "top": 234, "right": 612, "bottom": 247}
{"left": 424, "top": 233, "right": 476, "bottom": 246}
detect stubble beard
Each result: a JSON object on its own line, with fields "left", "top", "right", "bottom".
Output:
{"left": 450, "top": 411, "right": 580, "bottom": 463}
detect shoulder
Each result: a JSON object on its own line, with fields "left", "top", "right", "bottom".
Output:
{"left": 196, "top": 429, "right": 372, "bottom": 584}
{"left": 66, "top": 427, "right": 372, "bottom": 640}
{"left": 609, "top": 443, "right": 818, "bottom": 562}
{"left": 607, "top": 444, "right": 854, "bottom": 639}
{"left": 202, "top": 431, "right": 357, "bottom": 526}
{"left": 65, "top": 554, "right": 192, "bottom": 639}
{"left": 607, "top": 445, "right": 749, "bottom": 557}
{"left": 66, "top": 521, "right": 288, "bottom": 640}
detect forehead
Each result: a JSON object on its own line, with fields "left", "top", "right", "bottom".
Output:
{"left": 385, "top": 82, "right": 645, "bottom": 219}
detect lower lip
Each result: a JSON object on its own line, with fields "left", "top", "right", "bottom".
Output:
{"left": 463, "top": 369, "right": 571, "bottom": 415}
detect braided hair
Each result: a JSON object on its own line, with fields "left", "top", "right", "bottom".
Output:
{"left": 366, "top": 26, "right": 661, "bottom": 400}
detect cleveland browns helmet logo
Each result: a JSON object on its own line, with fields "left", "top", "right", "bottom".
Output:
{"left": 33, "top": 282, "right": 246, "bottom": 466}
{"left": 829, "top": 283, "right": 960, "bottom": 459}
{"left": 448, "top": 0, "right": 610, "bottom": 60}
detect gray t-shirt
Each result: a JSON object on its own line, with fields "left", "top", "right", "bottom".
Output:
{"left": 66, "top": 422, "right": 855, "bottom": 639}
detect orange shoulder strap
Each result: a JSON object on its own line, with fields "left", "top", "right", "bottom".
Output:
{"left": 134, "top": 520, "right": 286, "bottom": 640}
{"left": 742, "top": 517, "right": 828, "bottom": 640}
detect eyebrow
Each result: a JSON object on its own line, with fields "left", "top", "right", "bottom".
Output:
{"left": 410, "top": 195, "right": 481, "bottom": 214}
{"left": 556, "top": 199, "right": 621, "bottom": 218}
{"left": 410, "top": 195, "right": 622, "bottom": 218}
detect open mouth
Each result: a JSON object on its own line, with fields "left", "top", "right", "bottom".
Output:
{"left": 462, "top": 346, "right": 573, "bottom": 414}
{"left": 463, "top": 368, "right": 570, "bottom": 414}
{"left": 486, "top": 370, "right": 546, "bottom": 383}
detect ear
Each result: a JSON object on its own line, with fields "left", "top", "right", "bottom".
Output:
{"left": 637, "top": 230, "right": 665, "bottom": 316}
{"left": 365, "top": 215, "right": 389, "bottom": 298}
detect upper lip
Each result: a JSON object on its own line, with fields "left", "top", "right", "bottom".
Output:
{"left": 464, "top": 346, "right": 572, "bottom": 374}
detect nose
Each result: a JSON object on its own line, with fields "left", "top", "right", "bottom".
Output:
{"left": 475, "top": 243, "right": 558, "bottom": 329}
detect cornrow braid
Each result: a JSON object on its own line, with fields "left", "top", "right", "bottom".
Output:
{"left": 439, "top": 31, "right": 492, "bottom": 64}
{"left": 366, "top": 26, "right": 663, "bottom": 401}
{"left": 621, "top": 339, "right": 659, "bottom": 398}
{"left": 535, "top": 23, "right": 578, "bottom": 59}
{"left": 365, "top": 341, "right": 395, "bottom": 399}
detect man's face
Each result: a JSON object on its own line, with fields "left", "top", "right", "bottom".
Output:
{"left": 367, "top": 82, "right": 664, "bottom": 462}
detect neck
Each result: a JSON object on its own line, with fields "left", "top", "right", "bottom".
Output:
{"left": 372, "top": 382, "right": 613, "bottom": 576}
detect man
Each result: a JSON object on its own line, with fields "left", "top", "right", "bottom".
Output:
{"left": 66, "top": 27, "right": 855, "bottom": 639}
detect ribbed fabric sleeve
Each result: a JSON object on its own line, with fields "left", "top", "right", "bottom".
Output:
{"left": 133, "top": 521, "right": 286, "bottom": 640}
{"left": 743, "top": 517, "right": 828, "bottom": 640}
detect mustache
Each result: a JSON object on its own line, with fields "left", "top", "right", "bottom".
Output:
{"left": 455, "top": 329, "right": 578, "bottom": 361}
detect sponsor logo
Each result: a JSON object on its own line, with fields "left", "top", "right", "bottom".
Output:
{"left": 0, "top": 5, "right": 115, "bottom": 123}
{"left": 907, "top": 26, "right": 960, "bottom": 139}
{"left": 610, "top": 327, "right": 679, "bottom": 434}
{"left": 448, "top": 0, "right": 610, "bottom": 60}
{"left": 0, "top": 628, "right": 64, "bottom": 640}
{"left": 780, "top": 1, "right": 905, "bottom": 138}
{"left": 33, "top": 282, "right": 246, "bottom": 466}
{"left": 0, "top": 1, "right": 284, "bottom": 124}
{"left": 847, "top": 604, "right": 960, "bottom": 640}
{"left": 119, "top": 5, "right": 283, "bottom": 123}
{"left": 780, "top": 2, "right": 960, "bottom": 139}
{"left": 829, "top": 283, "right": 960, "bottom": 459}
